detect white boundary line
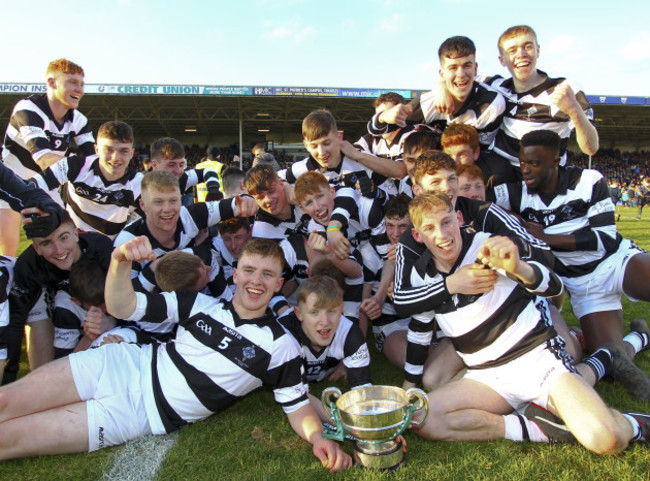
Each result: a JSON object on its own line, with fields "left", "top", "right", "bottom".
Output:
{"left": 101, "top": 432, "right": 178, "bottom": 481}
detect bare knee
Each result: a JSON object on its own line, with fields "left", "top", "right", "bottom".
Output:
{"left": 575, "top": 415, "right": 628, "bottom": 455}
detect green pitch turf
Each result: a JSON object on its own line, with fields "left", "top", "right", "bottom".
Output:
{"left": 1, "top": 207, "right": 650, "bottom": 480}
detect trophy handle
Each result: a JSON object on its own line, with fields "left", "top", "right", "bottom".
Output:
{"left": 321, "top": 387, "right": 342, "bottom": 418}
{"left": 405, "top": 387, "right": 429, "bottom": 426}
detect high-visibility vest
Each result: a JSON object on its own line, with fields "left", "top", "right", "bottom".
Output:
{"left": 194, "top": 159, "right": 225, "bottom": 202}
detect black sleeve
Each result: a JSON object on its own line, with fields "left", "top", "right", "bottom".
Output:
{"left": 0, "top": 163, "right": 64, "bottom": 218}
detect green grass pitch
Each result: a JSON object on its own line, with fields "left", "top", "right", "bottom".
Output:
{"left": 1, "top": 206, "right": 650, "bottom": 480}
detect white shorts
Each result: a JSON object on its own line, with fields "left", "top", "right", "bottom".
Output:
{"left": 372, "top": 317, "right": 409, "bottom": 352}
{"left": 463, "top": 337, "right": 576, "bottom": 411}
{"left": 69, "top": 342, "right": 152, "bottom": 452}
{"left": 562, "top": 239, "right": 644, "bottom": 319}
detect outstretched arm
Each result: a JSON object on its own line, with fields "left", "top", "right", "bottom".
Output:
{"left": 286, "top": 403, "right": 352, "bottom": 473}
{"left": 105, "top": 236, "right": 156, "bottom": 320}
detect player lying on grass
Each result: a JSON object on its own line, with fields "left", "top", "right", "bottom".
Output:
{"left": 406, "top": 193, "right": 650, "bottom": 451}
{"left": 0, "top": 237, "right": 351, "bottom": 473}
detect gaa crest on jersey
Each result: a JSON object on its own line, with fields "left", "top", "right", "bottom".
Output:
{"left": 242, "top": 346, "right": 256, "bottom": 359}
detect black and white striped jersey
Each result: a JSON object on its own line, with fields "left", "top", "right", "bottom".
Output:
{"left": 368, "top": 82, "right": 506, "bottom": 148}
{"left": 278, "top": 309, "right": 371, "bottom": 388}
{"left": 52, "top": 290, "right": 85, "bottom": 356}
{"left": 0, "top": 162, "right": 64, "bottom": 216}
{"left": 211, "top": 236, "right": 237, "bottom": 297}
{"left": 404, "top": 230, "right": 562, "bottom": 382}
{"left": 114, "top": 198, "right": 237, "bottom": 289}
{"left": 251, "top": 205, "right": 310, "bottom": 241}
{"left": 0, "top": 256, "right": 15, "bottom": 362}
{"left": 355, "top": 130, "right": 408, "bottom": 163}
{"left": 393, "top": 196, "right": 552, "bottom": 317}
{"left": 398, "top": 177, "right": 414, "bottom": 198}
{"left": 491, "top": 167, "right": 620, "bottom": 278}
{"left": 328, "top": 187, "right": 390, "bottom": 258}
{"left": 279, "top": 154, "right": 397, "bottom": 197}
{"left": 179, "top": 167, "right": 219, "bottom": 194}
{"left": 125, "top": 294, "right": 309, "bottom": 434}
{"left": 482, "top": 72, "right": 594, "bottom": 167}
{"left": 279, "top": 234, "right": 364, "bottom": 321}
{"left": 360, "top": 244, "right": 404, "bottom": 326}
{"left": 32, "top": 155, "right": 143, "bottom": 238}
{"left": 1, "top": 94, "right": 95, "bottom": 178}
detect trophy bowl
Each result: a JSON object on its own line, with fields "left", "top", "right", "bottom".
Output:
{"left": 322, "top": 385, "right": 428, "bottom": 441}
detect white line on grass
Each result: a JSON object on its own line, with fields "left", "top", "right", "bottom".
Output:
{"left": 101, "top": 432, "right": 178, "bottom": 481}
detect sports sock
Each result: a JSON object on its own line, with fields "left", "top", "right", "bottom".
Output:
{"left": 581, "top": 347, "right": 613, "bottom": 381}
{"left": 503, "top": 414, "right": 548, "bottom": 443}
{"left": 622, "top": 413, "right": 643, "bottom": 441}
{"left": 624, "top": 331, "right": 649, "bottom": 354}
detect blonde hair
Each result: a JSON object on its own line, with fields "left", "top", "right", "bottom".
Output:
{"left": 408, "top": 192, "right": 454, "bottom": 230}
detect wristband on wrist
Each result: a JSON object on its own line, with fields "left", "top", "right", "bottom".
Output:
{"left": 326, "top": 225, "right": 341, "bottom": 233}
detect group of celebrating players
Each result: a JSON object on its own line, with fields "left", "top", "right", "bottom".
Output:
{"left": 0, "top": 24, "right": 649, "bottom": 472}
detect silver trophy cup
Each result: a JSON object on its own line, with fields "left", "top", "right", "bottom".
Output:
{"left": 321, "top": 385, "right": 429, "bottom": 470}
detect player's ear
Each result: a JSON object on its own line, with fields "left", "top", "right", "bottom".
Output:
{"left": 294, "top": 305, "right": 303, "bottom": 321}
{"left": 275, "top": 275, "right": 284, "bottom": 293}
{"left": 411, "top": 228, "right": 422, "bottom": 243}
{"left": 412, "top": 183, "right": 422, "bottom": 197}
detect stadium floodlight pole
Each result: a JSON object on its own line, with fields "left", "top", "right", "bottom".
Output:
{"left": 239, "top": 116, "right": 243, "bottom": 170}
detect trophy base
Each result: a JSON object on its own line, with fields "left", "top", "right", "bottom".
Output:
{"left": 353, "top": 440, "right": 405, "bottom": 471}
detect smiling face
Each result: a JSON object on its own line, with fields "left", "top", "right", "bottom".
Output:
{"left": 299, "top": 185, "right": 335, "bottom": 226}
{"left": 413, "top": 168, "right": 458, "bottom": 207}
{"left": 32, "top": 221, "right": 82, "bottom": 271}
{"left": 303, "top": 129, "right": 342, "bottom": 170}
{"left": 412, "top": 206, "right": 462, "bottom": 272}
{"left": 49, "top": 72, "right": 85, "bottom": 110}
{"left": 499, "top": 32, "right": 540, "bottom": 84}
{"left": 96, "top": 137, "right": 134, "bottom": 181}
{"left": 232, "top": 252, "right": 284, "bottom": 318}
{"left": 251, "top": 179, "right": 289, "bottom": 218}
{"left": 439, "top": 54, "right": 477, "bottom": 103}
{"left": 151, "top": 157, "right": 186, "bottom": 179}
{"left": 295, "top": 292, "right": 343, "bottom": 350}
{"left": 140, "top": 186, "right": 181, "bottom": 236}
